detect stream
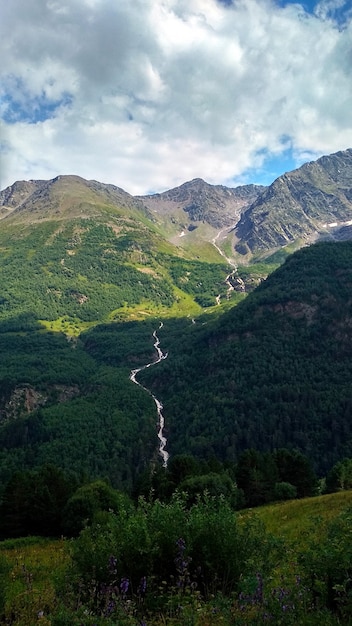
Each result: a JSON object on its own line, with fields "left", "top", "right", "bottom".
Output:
{"left": 212, "top": 228, "right": 238, "bottom": 304}
{"left": 130, "top": 322, "right": 169, "bottom": 467}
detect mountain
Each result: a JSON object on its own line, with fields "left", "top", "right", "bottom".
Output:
{"left": 234, "top": 148, "right": 352, "bottom": 256}
{"left": 0, "top": 174, "right": 148, "bottom": 221}
{"left": 139, "top": 240, "right": 352, "bottom": 474}
{"left": 139, "top": 178, "right": 264, "bottom": 229}
{"left": 1, "top": 162, "right": 352, "bottom": 490}
{"left": 0, "top": 174, "right": 240, "bottom": 331}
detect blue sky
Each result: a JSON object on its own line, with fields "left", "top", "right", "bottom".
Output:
{"left": 1, "top": 0, "right": 352, "bottom": 194}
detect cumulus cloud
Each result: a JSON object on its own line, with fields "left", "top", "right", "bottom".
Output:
{"left": 1, "top": 0, "right": 352, "bottom": 193}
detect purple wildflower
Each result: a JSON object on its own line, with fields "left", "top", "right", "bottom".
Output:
{"left": 105, "top": 600, "right": 116, "bottom": 616}
{"left": 138, "top": 576, "right": 147, "bottom": 596}
{"left": 120, "top": 577, "right": 129, "bottom": 597}
{"left": 255, "top": 572, "right": 264, "bottom": 603}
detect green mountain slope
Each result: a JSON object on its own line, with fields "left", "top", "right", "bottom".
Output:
{"left": 139, "top": 241, "right": 352, "bottom": 474}
{"left": 1, "top": 155, "right": 352, "bottom": 490}
{"left": 0, "top": 175, "right": 240, "bottom": 331}
{"left": 0, "top": 175, "right": 250, "bottom": 492}
{"left": 0, "top": 317, "right": 166, "bottom": 491}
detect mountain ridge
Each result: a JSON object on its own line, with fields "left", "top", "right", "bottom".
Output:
{"left": 2, "top": 147, "right": 352, "bottom": 261}
{"left": 0, "top": 175, "right": 149, "bottom": 223}
{"left": 234, "top": 148, "right": 352, "bottom": 255}
{"left": 138, "top": 178, "right": 265, "bottom": 229}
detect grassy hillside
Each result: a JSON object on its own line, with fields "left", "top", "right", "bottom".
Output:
{"left": 0, "top": 176, "right": 244, "bottom": 334}
{"left": 1, "top": 490, "right": 352, "bottom": 625}
{"left": 252, "top": 489, "right": 352, "bottom": 543}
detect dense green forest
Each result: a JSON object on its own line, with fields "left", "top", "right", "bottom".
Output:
{"left": 1, "top": 241, "right": 352, "bottom": 494}
{"left": 139, "top": 241, "right": 352, "bottom": 475}
{"left": 0, "top": 215, "right": 239, "bottom": 331}
{"left": 0, "top": 318, "right": 161, "bottom": 492}
{"left": 1, "top": 215, "right": 352, "bottom": 623}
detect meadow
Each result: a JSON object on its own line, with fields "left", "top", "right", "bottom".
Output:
{"left": 1, "top": 490, "right": 352, "bottom": 625}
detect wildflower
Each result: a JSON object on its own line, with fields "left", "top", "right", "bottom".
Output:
{"left": 176, "top": 537, "right": 186, "bottom": 552}
{"left": 255, "top": 572, "right": 264, "bottom": 603}
{"left": 105, "top": 600, "right": 115, "bottom": 616}
{"left": 175, "top": 538, "right": 191, "bottom": 574}
{"left": 120, "top": 577, "right": 129, "bottom": 597}
{"left": 138, "top": 576, "right": 147, "bottom": 596}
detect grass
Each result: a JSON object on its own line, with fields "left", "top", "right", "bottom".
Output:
{"left": 1, "top": 491, "right": 352, "bottom": 625}
{"left": 248, "top": 490, "right": 352, "bottom": 545}
{"left": 108, "top": 289, "right": 203, "bottom": 322}
{"left": 0, "top": 538, "right": 69, "bottom": 626}
{"left": 39, "top": 316, "right": 97, "bottom": 336}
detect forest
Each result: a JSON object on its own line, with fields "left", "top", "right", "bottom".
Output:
{"left": 139, "top": 241, "right": 352, "bottom": 475}
{"left": 1, "top": 231, "right": 352, "bottom": 622}
{"left": 0, "top": 241, "right": 352, "bottom": 490}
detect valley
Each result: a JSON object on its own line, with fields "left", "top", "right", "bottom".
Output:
{"left": 0, "top": 149, "right": 351, "bottom": 489}
{"left": 0, "top": 148, "right": 352, "bottom": 623}
{"left": 130, "top": 323, "right": 169, "bottom": 467}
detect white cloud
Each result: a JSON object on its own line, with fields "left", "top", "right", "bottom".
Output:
{"left": 1, "top": 0, "right": 352, "bottom": 193}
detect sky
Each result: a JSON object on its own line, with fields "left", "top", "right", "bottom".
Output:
{"left": 1, "top": 0, "right": 352, "bottom": 195}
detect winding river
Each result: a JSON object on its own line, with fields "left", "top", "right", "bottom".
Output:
{"left": 130, "top": 323, "right": 169, "bottom": 467}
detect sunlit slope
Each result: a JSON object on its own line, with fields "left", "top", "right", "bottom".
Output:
{"left": 0, "top": 175, "right": 237, "bottom": 329}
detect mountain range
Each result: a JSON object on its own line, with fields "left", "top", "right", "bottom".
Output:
{"left": 2, "top": 148, "right": 352, "bottom": 267}
{"left": 0, "top": 148, "right": 352, "bottom": 487}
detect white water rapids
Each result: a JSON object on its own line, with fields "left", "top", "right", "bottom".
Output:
{"left": 130, "top": 322, "right": 169, "bottom": 467}
{"left": 212, "top": 228, "right": 238, "bottom": 304}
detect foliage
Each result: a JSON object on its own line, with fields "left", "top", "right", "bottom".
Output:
{"left": 0, "top": 465, "right": 76, "bottom": 539}
{"left": 325, "top": 458, "right": 352, "bottom": 493}
{"left": 274, "top": 481, "right": 297, "bottom": 501}
{"left": 65, "top": 492, "right": 278, "bottom": 621}
{"left": 140, "top": 242, "right": 352, "bottom": 476}
{"left": 3, "top": 491, "right": 352, "bottom": 624}
{"left": 62, "top": 480, "right": 133, "bottom": 536}
{"left": 300, "top": 506, "right": 352, "bottom": 619}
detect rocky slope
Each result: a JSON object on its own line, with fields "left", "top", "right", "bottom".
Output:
{"left": 139, "top": 178, "right": 265, "bottom": 229}
{"left": 234, "top": 148, "right": 352, "bottom": 255}
{"left": 0, "top": 175, "right": 148, "bottom": 223}
{"left": 2, "top": 147, "right": 352, "bottom": 264}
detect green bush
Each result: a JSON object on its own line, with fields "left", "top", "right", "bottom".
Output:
{"left": 67, "top": 493, "right": 277, "bottom": 617}
{"left": 274, "top": 481, "right": 297, "bottom": 501}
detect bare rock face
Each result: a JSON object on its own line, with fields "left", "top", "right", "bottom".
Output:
{"left": 0, "top": 180, "right": 45, "bottom": 217}
{"left": 235, "top": 149, "right": 352, "bottom": 254}
{"left": 139, "top": 179, "right": 265, "bottom": 228}
{"left": 2, "top": 385, "right": 48, "bottom": 421}
{"left": 0, "top": 384, "right": 80, "bottom": 423}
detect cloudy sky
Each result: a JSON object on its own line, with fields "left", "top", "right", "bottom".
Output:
{"left": 1, "top": 0, "right": 351, "bottom": 194}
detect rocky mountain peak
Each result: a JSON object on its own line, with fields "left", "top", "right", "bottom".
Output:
{"left": 234, "top": 148, "right": 352, "bottom": 255}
